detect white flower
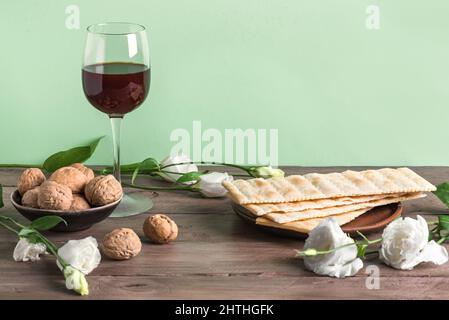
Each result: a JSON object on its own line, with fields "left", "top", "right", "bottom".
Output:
{"left": 63, "top": 266, "right": 89, "bottom": 296}
{"left": 250, "top": 166, "right": 285, "bottom": 178}
{"left": 199, "top": 172, "right": 233, "bottom": 198}
{"left": 57, "top": 236, "right": 101, "bottom": 275}
{"left": 302, "top": 218, "right": 363, "bottom": 278}
{"left": 379, "top": 215, "right": 448, "bottom": 270}
{"left": 160, "top": 154, "right": 198, "bottom": 183}
{"left": 13, "top": 238, "right": 47, "bottom": 262}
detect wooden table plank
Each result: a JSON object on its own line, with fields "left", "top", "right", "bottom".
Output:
{"left": 0, "top": 167, "right": 449, "bottom": 299}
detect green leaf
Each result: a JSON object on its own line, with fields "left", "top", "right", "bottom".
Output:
{"left": 24, "top": 233, "right": 42, "bottom": 244}
{"left": 438, "top": 215, "right": 449, "bottom": 231}
{"left": 439, "top": 216, "right": 449, "bottom": 229}
{"left": 0, "top": 185, "right": 3, "bottom": 208}
{"left": 357, "top": 244, "right": 368, "bottom": 259}
{"left": 18, "top": 227, "right": 37, "bottom": 238}
{"left": 30, "top": 216, "right": 67, "bottom": 231}
{"left": 131, "top": 158, "right": 160, "bottom": 184}
{"left": 42, "top": 136, "right": 104, "bottom": 172}
{"left": 433, "top": 183, "right": 449, "bottom": 208}
{"left": 176, "top": 171, "right": 204, "bottom": 183}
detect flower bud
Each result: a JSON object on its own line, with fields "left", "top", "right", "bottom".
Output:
{"left": 249, "top": 166, "right": 284, "bottom": 178}
{"left": 160, "top": 154, "right": 198, "bottom": 184}
{"left": 63, "top": 266, "right": 89, "bottom": 296}
{"left": 199, "top": 172, "right": 233, "bottom": 197}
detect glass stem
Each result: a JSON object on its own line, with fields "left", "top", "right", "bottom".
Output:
{"left": 110, "top": 117, "right": 123, "bottom": 183}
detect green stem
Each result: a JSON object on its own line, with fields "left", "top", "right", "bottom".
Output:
{"left": 102, "top": 160, "right": 266, "bottom": 177}
{"left": 0, "top": 216, "right": 26, "bottom": 229}
{"left": 160, "top": 161, "right": 255, "bottom": 172}
{"left": 437, "top": 237, "right": 447, "bottom": 245}
{"left": 122, "top": 182, "right": 198, "bottom": 192}
{"left": 160, "top": 169, "right": 207, "bottom": 175}
{"left": 0, "top": 164, "right": 42, "bottom": 169}
{"left": 0, "top": 220, "right": 19, "bottom": 235}
{"left": 298, "top": 242, "right": 356, "bottom": 256}
{"left": 363, "top": 237, "right": 383, "bottom": 245}
{"left": 297, "top": 236, "right": 382, "bottom": 257}
{"left": 101, "top": 167, "right": 154, "bottom": 175}
{"left": 38, "top": 235, "right": 67, "bottom": 268}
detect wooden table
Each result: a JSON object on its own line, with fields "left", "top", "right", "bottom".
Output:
{"left": 1, "top": 166, "right": 449, "bottom": 300}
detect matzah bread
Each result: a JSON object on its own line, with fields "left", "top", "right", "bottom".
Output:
{"left": 223, "top": 167, "right": 435, "bottom": 204}
{"left": 243, "top": 193, "right": 405, "bottom": 216}
{"left": 256, "top": 208, "right": 370, "bottom": 234}
{"left": 264, "top": 192, "right": 425, "bottom": 223}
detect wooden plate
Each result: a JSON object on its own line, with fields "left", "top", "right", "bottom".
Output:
{"left": 233, "top": 202, "right": 403, "bottom": 239}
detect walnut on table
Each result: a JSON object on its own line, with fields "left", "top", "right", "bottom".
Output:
{"left": 17, "top": 168, "right": 46, "bottom": 196}
{"left": 49, "top": 167, "right": 87, "bottom": 194}
{"left": 37, "top": 181, "right": 73, "bottom": 211}
{"left": 101, "top": 228, "right": 142, "bottom": 260}
{"left": 143, "top": 214, "right": 178, "bottom": 244}
{"left": 85, "top": 175, "right": 122, "bottom": 206}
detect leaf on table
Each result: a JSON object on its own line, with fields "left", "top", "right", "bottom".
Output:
{"left": 131, "top": 158, "right": 160, "bottom": 184}
{"left": 30, "top": 216, "right": 67, "bottom": 231}
{"left": 42, "top": 136, "right": 104, "bottom": 172}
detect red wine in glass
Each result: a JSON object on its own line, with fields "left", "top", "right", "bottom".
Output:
{"left": 82, "top": 62, "right": 150, "bottom": 117}
{"left": 82, "top": 22, "right": 152, "bottom": 217}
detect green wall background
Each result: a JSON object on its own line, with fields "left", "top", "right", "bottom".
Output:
{"left": 1, "top": 0, "right": 448, "bottom": 166}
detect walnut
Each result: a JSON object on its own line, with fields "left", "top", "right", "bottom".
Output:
{"left": 37, "top": 181, "right": 73, "bottom": 211}
{"left": 84, "top": 175, "right": 122, "bottom": 206}
{"left": 70, "top": 194, "right": 91, "bottom": 211}
{"left": 22, "top": 187, "right": 40, "bottom": 208}
{"left": 101, "top": 228, "right": 141, "bottom": 260}
{"left": 70, "top": 163, "right": 95, "bottom": 183}
{"left": 17, "top": 168, "right": 46, "bottom": 195}
{"left": 143, "top": 214, "right": 178, "bottom": 244}
{"left": 49, "top": 167, "right": 87, "bottom": 193}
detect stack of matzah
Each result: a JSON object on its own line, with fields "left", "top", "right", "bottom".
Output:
{"left": 223, "top": 168, "right": 436, "bottom": 233}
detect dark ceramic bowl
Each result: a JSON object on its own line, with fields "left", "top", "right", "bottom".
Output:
{"left": 10, "top": 190, "right": 121, "bottom": 232}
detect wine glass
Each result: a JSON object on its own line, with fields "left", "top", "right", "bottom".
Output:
{"left": 82, "top": 22, "right": 153, "bottom": 217}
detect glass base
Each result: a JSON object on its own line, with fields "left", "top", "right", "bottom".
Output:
{"left": 109, "top": 193, "right": 153, "bottom": 218}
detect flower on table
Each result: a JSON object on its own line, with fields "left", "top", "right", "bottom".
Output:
{"left": 1, "top": 214, "right": 99, "bottom": 296}
{"left": 199, "top": 172, "right": 233, "bottom": 198}
{"left": 300, "top": 218, "right": 363, "bottom": 278}
{"left": 160, "top": 154, "right": 198, "bottom": 184}
{"left": 13, "top": 238, "right": 47, "bottom": 262}
{"left": 57, "top": 236, "right": 101, "bottom": 275}
{"left": 379, "top": 215, "right": 448, "bottom": 270}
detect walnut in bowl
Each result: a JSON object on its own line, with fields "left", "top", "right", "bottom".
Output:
{"left": 11, "top": 166, "right": 123, "bottom": 232}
